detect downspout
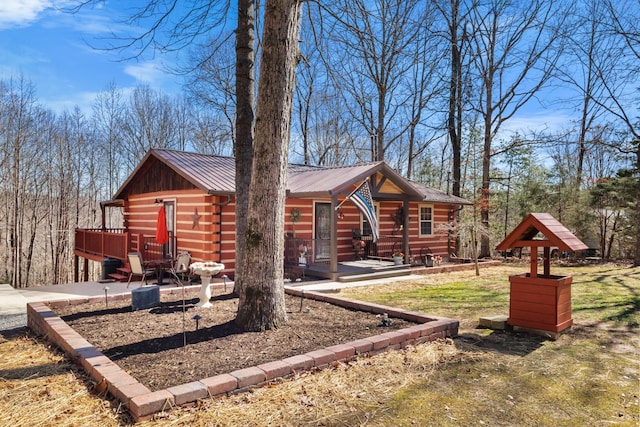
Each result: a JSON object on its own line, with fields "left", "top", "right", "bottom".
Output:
{"left": 403, "top": 198, "right": 410, "bottom": 264}
{"left": 208, "top": 194, "right": 233, "bottom": 207}
{"left": 209, "top": 194, "right": 233, "bottom": 263}
{"left": 330, "top": 194, "right": 338, "bottom": 274}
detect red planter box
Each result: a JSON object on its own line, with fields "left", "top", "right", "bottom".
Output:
{"left": 508, "top": 273, "right": 573, "bottom": 333}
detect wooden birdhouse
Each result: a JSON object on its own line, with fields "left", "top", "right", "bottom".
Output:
{"left": 496, "top": 213, "right": 588, "bottom": 336}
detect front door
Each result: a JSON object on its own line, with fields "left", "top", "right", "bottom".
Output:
{"left": 163, "top": 201, "right": 175, "bottom": 258}
{"left": 314, "top": 202, "right": 331, "bottom": 261}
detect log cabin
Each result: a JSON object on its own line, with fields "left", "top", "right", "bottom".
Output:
{"left": 73, "top": 149, "right": 471, "bottom": 281}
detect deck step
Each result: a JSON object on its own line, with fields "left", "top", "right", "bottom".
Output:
{"left": 337, "top": 265, "right": 411, "bottom": 283}
{"left": 108, "top": 273, "right": 129, "bottom": 282}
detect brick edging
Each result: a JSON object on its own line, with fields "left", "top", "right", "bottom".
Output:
{"left": 27, "top": 285, "right": 458, "bottom": 422}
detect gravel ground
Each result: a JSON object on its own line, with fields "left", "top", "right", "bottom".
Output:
{"left": 0, "top": 314, "right": 27, "bottom": 332}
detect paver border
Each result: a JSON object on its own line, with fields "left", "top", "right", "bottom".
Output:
{"left": 27, "top": 284, "right": 458, "bottom": 422}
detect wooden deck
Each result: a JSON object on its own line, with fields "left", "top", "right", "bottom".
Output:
{"left": 292, "top": 259, "right": 412, "bottom": 282}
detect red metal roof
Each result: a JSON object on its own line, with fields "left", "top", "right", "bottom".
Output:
{"left": 496, "top": 213, "right": 588, "bottom": 252}
{"left": 156, "top": 149, "right": 238, "bottom": 194}
{"left": 114, "top": 149, "right": 470, "bottom": 204}
{"left": 410, "top": 182, "right": 473, "bottom": 205}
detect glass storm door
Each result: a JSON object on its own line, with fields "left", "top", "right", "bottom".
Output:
{"left": 163, "top": 201, "right": 175, "bottom": 258}
{"left": 314, "top": 202, "right": 331, "bottom": 260}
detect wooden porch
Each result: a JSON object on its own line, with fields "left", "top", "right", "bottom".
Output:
{"left": 73, "top": 228, "right": 176, "bottom": 282}
{"left": 284, "top": 233, "right": 432, "bottom": 282}
{"left": 300, "top": 259, "right": 412, "bottom": 282}
{"left": 75, "top": 229, "right": 432, "bottom": 283}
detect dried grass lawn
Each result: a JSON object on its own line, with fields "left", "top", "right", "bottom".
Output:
{"left": 1, "top": 263, "right": 638, "bottom": 426}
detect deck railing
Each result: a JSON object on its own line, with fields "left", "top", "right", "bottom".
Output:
{"left": 74, "top": 228, "right": 129, "bottom": 261}
{"left": 284, "top": 234, "right": 410, "bottom": 265}
{"left": 360, "top": 235, "right": 404, "bottom": 260}
{"left": 74, "top": 228, "right": 176, "bottom": 262}
{"left": 284, "top": 235, "right": 317, "bottom": 266}
{"left": 139, "top": 234, "right": 176, "bottom": 261}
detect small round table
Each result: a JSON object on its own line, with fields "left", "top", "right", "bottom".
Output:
{"left": 189, "top": 262, "right": 225, "bottom": 308}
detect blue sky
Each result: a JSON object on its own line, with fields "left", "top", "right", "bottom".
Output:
{"left": 0, "top": 0, "right": 580, "bottom": 139}
{"left": 0, "top": 1, "right": 185, "bottom": 112}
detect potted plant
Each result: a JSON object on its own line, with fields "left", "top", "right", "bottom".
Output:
{"left": 392, "top": 251, "right": 404, "bottom": 265}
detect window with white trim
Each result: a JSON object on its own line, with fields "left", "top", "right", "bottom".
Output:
{"left": 360, "top": 203, "right": 379, "bottom": 237}
{"left": 419, "top": 205, "right": 433, "bottom": 236}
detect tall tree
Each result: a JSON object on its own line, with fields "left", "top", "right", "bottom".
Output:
{"left": 590, "top": 170, "right": 638, "bottom": 259}
{"left": 468, "top": 0, "right": 567, "bottom": 257}
{"left": 1, "top": 77, "right": 48, "bottom": 287}
{"left": 602, "top": 0, "right": 640, "bottom": 266}
{"left": 323, "top": 0, "right": 430, "bottom": 162}
{"left": 402, "top": 13, "right": 444, "bottom": 179}
{"left": 558, "top": 0, "right": 623, "bottom": 187}
{"left": 187, "top": 39, "right": 237, "bottom": 147}
{"left": 121, "top": 85, "right": 181, "bottom": 169}
{"left": 235, "top": 0, "right": 302, "bottom": 330}
{"left": 92, "top": 82, "right": 125, "bottom": 200}
{"left": 293, "top": 3, "right": 359, "bottom": 167}
{"left": 233, "top": 0, "right": 257, "bottom": 297}
{"left": 433, "top": 0, "right": 472, "bottom": 198}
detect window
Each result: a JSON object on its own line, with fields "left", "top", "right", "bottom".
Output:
{"left": 419, "top": 205, "right": 433, "bottom": 236}
{"left": 361, "top": 203, "right": 379, "bottom": 237}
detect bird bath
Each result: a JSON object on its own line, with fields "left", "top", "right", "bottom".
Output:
{"left": 190, "top": 262, "right": 225, "bottom": 308}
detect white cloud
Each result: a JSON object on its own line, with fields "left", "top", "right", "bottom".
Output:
{"left": 44, "top": 89, "right": 97, "bottom": 114}
{"left": 0, "top": 0, "right": 51, "bottom": 28}
{"left": 498, "top": 111, "right": 576, "bottom": 140}
{"left": 124, "top": 60, "right": 172, "bottom": 86}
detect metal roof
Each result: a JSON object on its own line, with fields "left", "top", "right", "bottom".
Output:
{"left": 115, "top": 149, "right": 470, "bottom": 204}
{"left": 410, "top": 181, "right": 473, "bottom": 205}
{"left": 154, "top": 149, "right": 237, "bottom": 194}
{"left": 287, "top": 161, "right": 425, "bottom": 200}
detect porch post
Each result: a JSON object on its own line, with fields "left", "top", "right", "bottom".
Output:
{"left": 83, "top": 257, "right": 89, "bottom": 282}
{"left": 330, "top": 195, "right": 339, "bottom": 274}
{"left": 403, "top": 198, "right": 410, "bottom": 264}
{"left": 74, "top": 255, "right": 79, "bottom": 283}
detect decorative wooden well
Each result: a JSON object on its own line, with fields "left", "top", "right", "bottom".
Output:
{"left": 496, "top": 213, "right": 588, "bottom": 335}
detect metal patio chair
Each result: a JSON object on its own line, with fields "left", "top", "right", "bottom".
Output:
{"left": 168, "top": 251, "right": 191, "bottom": 285}
{"left": 126, "top": 252, "right": 156, "bottom": 288}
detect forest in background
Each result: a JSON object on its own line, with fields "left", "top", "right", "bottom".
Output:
{"left": 1, "top": 0, "right": 638, "bottom": 288}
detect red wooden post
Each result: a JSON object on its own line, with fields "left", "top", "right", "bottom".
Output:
{"left": 530, "top": 248, "right": 538, "bottom": 278}
{"left": 543, "top": 246, "right": 551, "bottom": 277}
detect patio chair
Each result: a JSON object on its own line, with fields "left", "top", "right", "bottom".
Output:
{"left": 168, "top": 251, "right": 191, "bottom": 285}
{"left": 127, "top": 252, "right": 156, "bottom": 288}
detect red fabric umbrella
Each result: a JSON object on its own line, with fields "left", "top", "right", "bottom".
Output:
{"left": 155, "top": 206, "right": 170, "bottom": 245}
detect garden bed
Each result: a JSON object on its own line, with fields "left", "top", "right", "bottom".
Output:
{"left": 27, "top": 284, "right": 458, "bottom": 421}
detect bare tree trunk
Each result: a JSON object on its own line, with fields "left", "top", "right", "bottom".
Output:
{"left": 236, "top": 0, "right": 302, "bottom": 331}
{"left": 479, "top": 85, "right": 494, "bottom": 258}
{"left": 233, "top": 0, "right": 256, "bottom": 295}
{"left": 439, "top": 0, "right": 466, "bottom": 199}
{"left": 469, "top": 1, "right": 566, "bottom": 258}
{"left": 635, "top": 145, "right": 640, "bottom": 266}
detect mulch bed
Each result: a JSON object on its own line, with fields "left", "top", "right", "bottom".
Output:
{"left": 53, "top": 287, "right": 416, "bottom": 391}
